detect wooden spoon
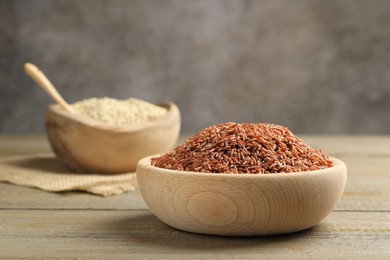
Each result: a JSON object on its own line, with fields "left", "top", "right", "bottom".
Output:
{"left": 24, "top": 62, "right": 76, "bottom": 113}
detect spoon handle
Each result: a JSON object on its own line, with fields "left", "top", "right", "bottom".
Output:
{"left": 24, "top": 62, "right": 75, "bottom": 113}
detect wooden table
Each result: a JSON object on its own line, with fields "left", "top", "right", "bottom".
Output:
{"left": 0, "top": 135, "right": 389, "bottom": 259}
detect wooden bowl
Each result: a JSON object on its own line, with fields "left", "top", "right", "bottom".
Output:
{"left": 136, "top": 156, "right": 347, "bottom": 236}
{"left": 45, "top": 102, "right": 180, "bottom": 174}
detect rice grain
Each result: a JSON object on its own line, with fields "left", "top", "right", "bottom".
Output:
{"left": 151, "top": 122, "right": 333, "bottom": 174}
{"left": 72, "top": 97, "right": 167, "bottom": 125}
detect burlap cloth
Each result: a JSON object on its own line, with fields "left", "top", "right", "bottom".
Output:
{"left": 0, "top": 153, "right": 137, "bottom": 197}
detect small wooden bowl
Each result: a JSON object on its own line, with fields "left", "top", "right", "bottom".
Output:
{"left": 137, "top": 157, "right": 347, "bottom": 236}
{"left": 45, "top": 102, "right": 180, "bottom": 174}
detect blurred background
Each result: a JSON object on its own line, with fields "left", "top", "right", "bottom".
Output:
{"left": 1, "top": 0, "right": 390, "bottom": 135}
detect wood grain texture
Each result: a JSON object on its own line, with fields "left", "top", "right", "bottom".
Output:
{"left": 45, "top": 102, "right": 180, "bottom": 173}
{"left": 137, "top": 157, "right": 347, "bottom": 236}
{"left": 0, "top": 135, "right": 390, "bottom": 259}
{"left": 0, "top": 210, "right": 389, "bottom": 259}
{"left": 24, "top": 62, "right": 76, "bottom": 113}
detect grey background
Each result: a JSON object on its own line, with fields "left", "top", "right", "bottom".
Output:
{"left": 1, "top": 0, "right": 390, "bottom": 135}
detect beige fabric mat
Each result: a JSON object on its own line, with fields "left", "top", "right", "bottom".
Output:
{"left": 0, "top": 153, "right": 137, "bottom": 197}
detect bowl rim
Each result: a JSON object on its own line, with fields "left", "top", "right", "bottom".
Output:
{"left": 137, "top": 156, "right": 347, "bottom": 178}
{"left": 47, "top": 101, "right": 179, "bottom": 132}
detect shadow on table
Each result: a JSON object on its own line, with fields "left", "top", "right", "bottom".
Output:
{"left": 3, "top": 153, "right": 71, "bottom": 174}
{"left": 106, "top": 211, "right": 316, "bottom": 251}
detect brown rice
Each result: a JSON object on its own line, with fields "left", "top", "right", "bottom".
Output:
{"left": 151, "top": 122, "right": 333, "bottom": 174}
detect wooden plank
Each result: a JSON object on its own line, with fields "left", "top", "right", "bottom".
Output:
{"left": 1, "top": 135, "right": 390, "bottom": 258}
{"left": 334, "top": 156, "right": 390, "bottom": 211}
{"left": 0, "top": 135, "right": 51, "bottom": 156}
{"left": 303, "top": 135, "right": 390, "bottom": 156}
{"left": 2, "top": 135, "right": 390, "bottom": 157}
{"left": 1, "top": 172, "right": 389, "bottom": 211}
{"left": 0, "top": 210, "right": 388, "bottom": 259}
{"left": 0, "top": 182, "right": 148, "bottom": 210}
{"left": 1, "top": 154, "right": 389, "bottom": 211}
{"left": 0, "top": 173, "right": 388, "bottom": 218}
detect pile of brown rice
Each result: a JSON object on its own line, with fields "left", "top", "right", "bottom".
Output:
{"left": 151, "top": 122, "right": 333, "bottom": 174}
